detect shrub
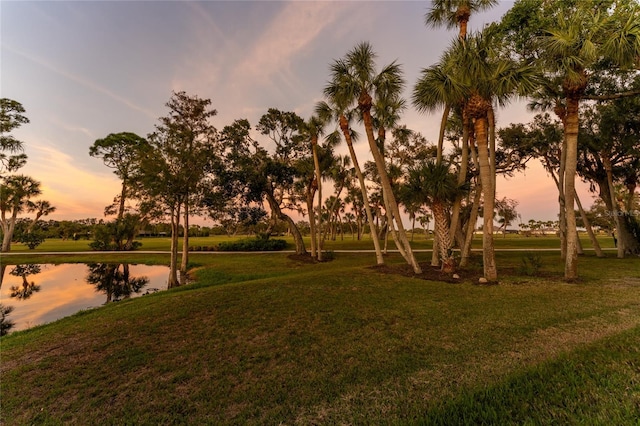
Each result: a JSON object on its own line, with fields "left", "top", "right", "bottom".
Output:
{"left": 519, "top": 252, "right": 543, "bottom": 276}
{"left": 18, "top": 231, "right": 46, "bottom": 250}
{"left": 217, "top": 238, "right": 287, "bottom": 252}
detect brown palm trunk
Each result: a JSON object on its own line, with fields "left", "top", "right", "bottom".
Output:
{"left": 575, "top": 188, "right": 603, "bottom": 257}
{"left": 460, "top": 180, "right": 482, "bottom": 267}
{"left": 359, "top": 96, "right": 421, "bottom": 274}
{"left": 340, "top": 115, "right": 384, "bottom": 265}
{"left": 306, "top": 183, "right": 317, "bottom": 258}
{"left": 564, "top": 97, "right": 579, "bottom": 280}
{"left": 433, "top": 202, "right": 454, "bottom": 273}
{"left": 449, "top": 120, "right": 470, "bottom": 246}
{"left": 436, "top": 105, "right": 450, "bottom": 165}
{"left": 474, "top": 116, "right": 497, "bottom": 281}
{"left": 602, "top": 155, "right": 623, "bottom": 258}
{"left": 311, "top": 136, "right": 323, "bottom": 261}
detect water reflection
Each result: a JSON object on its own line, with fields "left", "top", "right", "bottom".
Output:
{"left": 9, "top": 264, "right": 42, "bottom": 300}
{"left": 0, "top": 264, "right": 168, "bottom": 333}
{"left": 86, "top": 263, "right": 150, "bottom": 304}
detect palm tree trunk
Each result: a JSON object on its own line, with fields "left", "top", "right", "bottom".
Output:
{"left": 564, "top": 97, "right": 579, "bottom": 280}
{"left": 340, "top": 115, "right": 384, "bottom": 265}
{"left": 433, "top": 202, "right": 455, "bottom": 273}
{"left": 604, "top": 155, "right": 626, "bottom": 258}
{"left": 460, "top": 180, "right": 482, "bottom": 267}
{"left": 311, "top": 137, "right": 323, "bottom": 261}
{"left": 360, "top": 102, "right": 421, "bottom": 274}
{"left": 474, "top": 116, "right": 497, "bottom": 281}
{"left": 436, "top": 105, "right": 450, "bottom": 165}
{"left": 431, "top": 231, "right": 440, "bottom": 266}
{"left": 449, "top": 122, "right": 470, "bottom": 246}
{"left": 488, "top": 106, "right": 497, "bottom": 190}
{"left": 306, "top": 184, "right": 317, "bottom": 258}
{"left": 558, "top": 142, "right": 568, "bottom": 260}
{"left": 575, "top": 188, "right": 603, "bottom": 257}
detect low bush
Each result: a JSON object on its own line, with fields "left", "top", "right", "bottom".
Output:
{"left": 216, "top": 238, "right": 287, "bottom": 252}
{"left": 519, "top": 252, "right": 543, "bottom": 276}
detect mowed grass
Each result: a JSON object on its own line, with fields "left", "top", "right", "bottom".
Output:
{"left": 2, "top": 250, "right": 639, "bottom": 424}
{"left": 3, "top": 232, "right": 618, "bottom": 254}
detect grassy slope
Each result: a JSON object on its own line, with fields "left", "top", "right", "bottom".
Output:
{"left": 2, "top": 250, "right": 639, "bottom": 425}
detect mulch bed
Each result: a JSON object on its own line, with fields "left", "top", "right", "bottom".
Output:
{"left": 369, "top": 262, "right": 482, "bottom": 284}
{"left": 369, "top": 262, "right": 565, "bottom": 284}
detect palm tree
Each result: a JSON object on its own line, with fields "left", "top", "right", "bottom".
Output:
{"left": 300, "top": 115, "right": 327, "bottom": 261}
{"left": 316, "top": 97, "right": 385, "bottom": 265}
{"left": 413, "top": 51, "right": 469, "bottom": 266}
{"left": 425, "top": 0, "right": 499, "bottom": 40}
{"left": 403, "top": 161, "right": 464, "bottom": 273}
{"left": 26, "top": 200, "right": 56, "bottom": 233}
{"left": 328, "top": 42, "right": 421, "bottom": 274}
{"left": 539, "top": 2, "right": 640, "bottom": 278}
{"left": 418, "top": 32, "right": 537, "bottom": 280}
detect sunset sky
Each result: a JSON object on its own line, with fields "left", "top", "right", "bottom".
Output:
{"left": 2, "top": 0, "right": 593, "bottom": 226}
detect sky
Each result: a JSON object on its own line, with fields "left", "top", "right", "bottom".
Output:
{"left": 1, "top": 0, "right": 594, "bottom": 227}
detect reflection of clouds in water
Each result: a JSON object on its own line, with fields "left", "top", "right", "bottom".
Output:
{"left": 0, "top": 264, "right": 168, "bottom": 332}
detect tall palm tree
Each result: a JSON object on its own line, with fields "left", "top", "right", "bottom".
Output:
{"left": 328, "top": 42, "right": 421, "bottom": 274}
{"left": 316, "top": 97, "right": 385, "bottom": 265}
{"left": 419, "top": 32, "right": 537, "bottom": 280}
{"left": 300, "top": 115, "right": 327, "bottom": 261}
{"left": 413, "top": 52, "right": 469, "bottom": 266}
{"left": 425, "top": 0, "right": 499, "bottom": 40}
{"left": 539, "top": 2, "right": 640, "bottom": 279}
{"left": 403, "top": 161, "right": 464, "bottom": 272}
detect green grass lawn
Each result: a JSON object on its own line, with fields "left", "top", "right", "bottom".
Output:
{"left": 1, "top": 249, "right": 639, "bottom": 424}
{"left": 3, "top": 232, "right": 618, "bottom": 254}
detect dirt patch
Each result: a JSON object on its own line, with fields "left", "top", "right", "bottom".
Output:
{"left": 287, "top": 253, "right": 335, "bottom": 264}
{"left": 369, "top": 262, "right": 479, "bottom": 284}
{"left": 369, "top": 262, "right": 566, "bottom": 284}
{"left": 287, "top": 253, "right": 319, "bottom": 264}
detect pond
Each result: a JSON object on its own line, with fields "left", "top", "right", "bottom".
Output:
{"left": 0, "top": 264, "right": 169, "bottom": 334}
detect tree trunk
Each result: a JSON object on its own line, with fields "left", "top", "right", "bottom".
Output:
{"left": 306, "top": 182, "right": 317, "bottom": 258}
{"left": 181, "top": 201, "right": 189, "bottom": 284}
{"left": 575, "top": 188, "right": 603, "bottom": 257}
{"left": 433, "top": 202, "right": 455, "bottom": 273}
{"left": 460, "top": 180, "right": 482, "bottom": 268}
{"left": 0, "top": 264, "right": 7, "bottom": 289}
{"left": 431, "top": 233, "right": 440, "bottom": 266}
{"left": 474, "top": 116, "right": 497, "bottom": 281}
{"left": 548, "top": 166, "right": 567, "bottom": 258}
{"left": 1, "top": 209, "right": 19, "bottom": 253}
{"left": 360, "top": 98, "right": 421, "bottom": 274}
{"left": 603, "top": 155, "right": 626, "bottom": 258}
{"left": 340, "top": 115, "right": 384, "bottom": 265}
{"left": 311, "top": 137, "right": 323, "bottom": 261}
{"left": 436, "top": 105, "right": 450, "bottom": 165}
{"left": 117, "top": 181, "right": 127, "bottom": 220}
{"left": 449, "top": 123, "right": 470, "bottom": 246}
{"left": 564, "top": 97, "right": 579, "bottom": 280}
{"left": 266, "top": 193, "right": 306, "bottom": 255}
{"left": 168, "top": 204, "right": 180, "bottom": 288}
